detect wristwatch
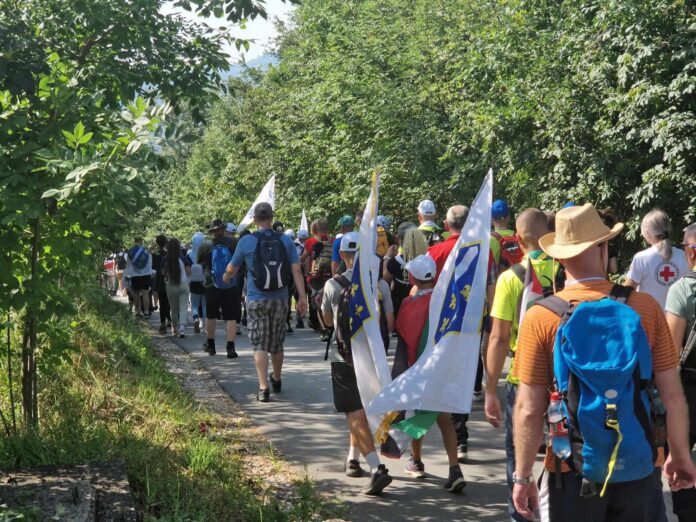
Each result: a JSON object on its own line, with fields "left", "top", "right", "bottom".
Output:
{"left": 512, "top": 472, "right": 534, "bottom": 485}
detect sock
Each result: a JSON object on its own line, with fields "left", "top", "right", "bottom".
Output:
{"left": 347, "top": 446, "right": 360, "bottom": 462}
{"left": 207, "top": 338, "right": 215, "bottom": 348}
{"left": 364, "top": 451, "right": 381, "bottom": 473}
{"left": 226, "top": 341, "right": 236, "bottom": 352}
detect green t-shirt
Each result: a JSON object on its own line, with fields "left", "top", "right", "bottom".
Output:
{"left": 490, "top": 228, "right": 515, "bottom": 265}
{"left": 665, "top": 274, "right": 696, "bottom": 343}
{"left": 490, "top": 251, "right": 559, "bottom": 384}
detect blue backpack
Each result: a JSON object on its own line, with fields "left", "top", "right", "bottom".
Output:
{"left": 128, "top": 245, "right": 149, "bottom": 271}
{"left": 211, "top": 243, "right": 234, "bottom": 289}
{"left": 538, "top": 285, "right": 656, "bottom": 496}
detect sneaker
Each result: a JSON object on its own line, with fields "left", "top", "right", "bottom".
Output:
{"left": 344, "top": 459, "right": 365, "bottom": 478}
{"left": 404, "top": 457, "right": 426, "bottom": 478}
{"left": 194, "top": 318, "right": 200, "bottom": 334}
{"left": 257, "top": 388, "right": 270, "bottom": 402}
{"left": 226, "top": 347, "right": 238, "bottom": 359}
{"left": 320, "top": 331, "right": 330, "bottom": 343}
{"left": 444, "top": 466, "right": 466, "bottom": 493}
{"left": 287, "top": 325, "right": 294, "bottom": 334}
{"left": 270, "top": 374, "right": 281, "bottom": 393}
{"left": 362, "top": 465, "right": 392, "bottom": 496}
{"left": 473, "top": 390, "right": 483, "bottom": 403}
{"left": 178, "top": 325, "right": 186, "bottom": 338}
{"left": 159, "top": 324, "right": 167, "bottom": 335}
{"left": 295, "top": 319, "right": 304, "bottom": 329}
{"left": 457, "top": 443, "right": 468, "bottom": 462}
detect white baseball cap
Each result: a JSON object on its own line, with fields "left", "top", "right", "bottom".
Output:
{"left": 284, "top": 228, "right": 296, "bottom": 239}
{"left": 405, "top": 255, "right": 436, "bottom": 281}
{"left": 417, "top": 199, "right": 436, "bottom": 216}
{"left": 298, "top": 229, "right": 309, "bottom": 239}
{"left": 340, "top": 231, "right": 359, "bottom": 252}
{"left": 226, "top": 222, "right": 237, "bottom": 233}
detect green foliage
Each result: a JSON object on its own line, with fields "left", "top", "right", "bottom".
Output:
{"left": 0, "top": 0, "right": 278, "bottom": 427}
{"left": 148, "top": 0, "right": 695, "bottom": 249}
{"left": 0, "top": 290, "right": 331, "bottom": 521}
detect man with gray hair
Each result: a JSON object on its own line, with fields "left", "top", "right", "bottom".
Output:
{"left": 665, "top": 222, "right": 696, "bottom": 521}
{"left": 427, "top": 205, "right": 469, "bottom": 277}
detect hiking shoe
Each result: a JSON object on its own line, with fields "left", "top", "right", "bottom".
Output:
{"left": 344, "top": 459, "right": 365, "bottom": 478}
{"left": 226, "top": 347, "right": 238, "bottom": 359}
{"left": 257, "top": 388, "right": 270, "bottom": 402}
{"left": 444, "top": 466, "right": 466, "bottom": 493}
{"left": 178, "top": 325, "right": 186, "bottom": 338}
{"left": 362, "top": 465, "right": 392, "bottom": 496}
{"left": 320, "top": 331, "right": 330, "bottom": 343}
{"left": 208, "top": 345, "right": 216, "bottom": 356}
{"left": 159, "top": 324, "right": 167, "bottom": 335}
{"left": 295, "top": 319, "right": 305, "bottom": 329}
{"left": 457, "top": 443, "right": 468, "bottom": 462}
{"left": 270, "top": 374, "right": 281, "bottom": 393}
{"left": 194, "top": 318, "right": 200, "bottom": 334}
{"left": 404, "top": 457, "right": 426, "bottom": 478}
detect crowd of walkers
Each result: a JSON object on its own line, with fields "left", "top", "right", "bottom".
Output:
{"left": 104, "top": 198, "right": 696, "bottom": 521}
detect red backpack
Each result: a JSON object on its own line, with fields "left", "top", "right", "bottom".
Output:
{"left": 492, "top": 231, "right": 523, "bottom": 270}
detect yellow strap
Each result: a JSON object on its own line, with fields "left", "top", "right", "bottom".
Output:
{"left": 600, "top": 404, "right": 623, "bottom": 498}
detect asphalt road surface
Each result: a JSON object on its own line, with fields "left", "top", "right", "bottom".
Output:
{"left": 145, "top": 310, "right": 678, "bottom": 521}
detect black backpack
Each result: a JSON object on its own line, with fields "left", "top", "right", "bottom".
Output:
{"left": 252, "top": 231, "right": 292, "bottom": 291}
{"left": 334, "top": 275, "right": 353, "bottom": 364}
{"left": 116, "top": 253, "right": 127, "bottom": 270}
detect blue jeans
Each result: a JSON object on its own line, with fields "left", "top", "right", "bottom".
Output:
{"left": 506, "top": 382, "right": 529, "bottom": 522}
{"left": 190, "top": 292, "right": 206, "bottom": 320}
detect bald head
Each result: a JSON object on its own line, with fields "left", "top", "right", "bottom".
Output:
{"left": 445, "top": 205, "right": 469, "bottom": 233}
{"left": 516, "top": 208, "right": 549, "bottom": 252}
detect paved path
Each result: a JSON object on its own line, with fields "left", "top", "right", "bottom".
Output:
{"left": 145, "top": 312, "right": 678, "bottom": 521}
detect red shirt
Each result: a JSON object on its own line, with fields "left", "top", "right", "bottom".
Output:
{"left": 428, "top": 233, "right": 460, "bottom": 279}
{"left": 428, "top": 233, "right": 497, "bottom": 285}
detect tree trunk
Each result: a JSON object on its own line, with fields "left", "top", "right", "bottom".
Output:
{"left": 7, "top": 312, "right": 16, "bottom": 432}
{"left": 22, "top": 217, "right": 40, "bottom": 428}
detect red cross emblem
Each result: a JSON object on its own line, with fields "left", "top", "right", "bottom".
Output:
{"left": 659, "top": 265, "right": 675, "bottom": 283}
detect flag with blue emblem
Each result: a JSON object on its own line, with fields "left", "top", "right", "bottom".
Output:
{"left": 368, "top": 170, "right": 493, "bottom": 421}
{"left": 350, "top": 170, "right": 409, "bottom": 454}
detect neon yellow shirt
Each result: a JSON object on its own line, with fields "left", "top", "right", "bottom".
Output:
{"left": 490, "top": 228, "right": 515, "bottom": 265}
{"left": 490, "top": 251, "right": 559, "bottom": 384}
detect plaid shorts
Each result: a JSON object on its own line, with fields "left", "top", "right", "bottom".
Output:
{"left": 247, "top": 299, "right": 289, "bottom": 353}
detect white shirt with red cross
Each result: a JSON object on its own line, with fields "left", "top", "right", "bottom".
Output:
{"left": 626, "top": 245, "right": 689, "bottom": 309}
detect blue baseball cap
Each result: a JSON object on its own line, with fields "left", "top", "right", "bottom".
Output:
{"left": 563, "top": 202, "right": 576, "bottom": 209}
{"left": 492, "top": 199, "right": 510, "bottom": 219}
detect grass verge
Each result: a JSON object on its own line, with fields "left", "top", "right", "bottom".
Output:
{"left": 0, "top": 289, "right": 340, "bottom": 521}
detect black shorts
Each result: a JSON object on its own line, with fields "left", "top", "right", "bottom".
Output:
{"left": 331, "top": 362, "right": 363, "bottom": 414}
{"left": 206, "top": 286, "right": 242, "bottom": 321}
{"left": 131, "top": 275, "right": 151, "bottom": 292}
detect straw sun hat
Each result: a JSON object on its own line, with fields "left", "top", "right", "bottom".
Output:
{"left": 539, "top": 203, "right": 624, "bottom": 260}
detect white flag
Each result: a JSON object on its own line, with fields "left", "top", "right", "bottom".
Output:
{"left": 237, "top": 174, "right": 276, "bottom": 233}
{"left": 299, "top": 209, "right": 309, "bottom": 235}
{"left": 368, "top": 169, "right": 493, "bottom": 417}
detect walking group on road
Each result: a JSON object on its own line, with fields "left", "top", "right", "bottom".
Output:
{"left": 107, "top": 195, "right": 696, "bottom": 521}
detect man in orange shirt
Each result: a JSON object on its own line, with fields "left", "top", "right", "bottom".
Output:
{"left": 512, "top": 204, "right": 696, "bottom": 521}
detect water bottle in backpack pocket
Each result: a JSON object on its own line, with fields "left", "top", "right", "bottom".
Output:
{"left": 537, "top": 285, "right": 656, "bottom": 497}
{"left": 211, "top": 243, "right": 234, "bottom": 289}
{"left": 253, "top": 231, "right": 292, "bottom": 291}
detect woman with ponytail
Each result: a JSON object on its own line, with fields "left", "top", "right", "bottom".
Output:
{"left": 625, "top": 209, "right": 689, "bottom": 308}
{"left": 163, "top": 237, "right": 192, "bottom": 337}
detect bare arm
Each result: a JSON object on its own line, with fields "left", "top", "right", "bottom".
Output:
{"left": 386, "top": 311, "right": 395, "bottom": 333}
{"left": 223, "top": 263, "right": 239, "bottom": 282}
{"left": 624, "top": 277, "right": 639, "bottom": 290}
{"left": 654, "top": 368, "right": 691, "bottom": 462}
{"left": 512, "top": 382, "right": 547, "bottom": 519}
{"left": 291, "top": 263, "right": 308, "bottom": 317}
{"left": 484, "top": 318, "right": 512, "bottom": 427}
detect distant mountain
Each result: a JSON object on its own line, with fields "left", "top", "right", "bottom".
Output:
{"left": 225, "top": 54, "right": 278, "bottom": 78}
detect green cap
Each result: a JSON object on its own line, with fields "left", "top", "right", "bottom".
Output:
{"left": 337, "top": 215, "right": 355, "bottom": 227}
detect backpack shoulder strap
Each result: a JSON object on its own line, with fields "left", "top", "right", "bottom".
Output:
{"left": 535, "top": 295, "right": 571, "bottom": 318}
{"left": 608, "top": 284, "right": 633, "bottom": 304}
{"left": 683, "top": 271, "right": 696, "bottom": 280}
{"left": 511, "top": 263, "right": 526, "bottom": 283}
{"left": 334, "top": 275, "right": 351, "bottom": 288}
